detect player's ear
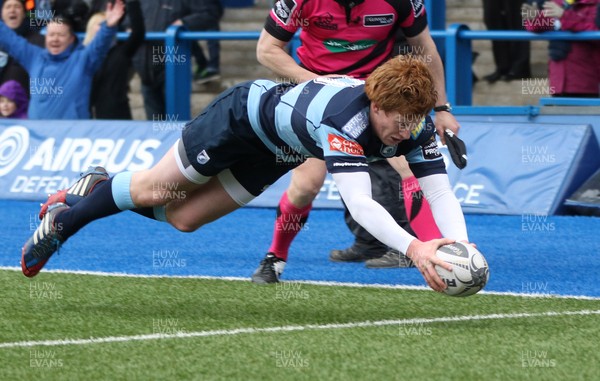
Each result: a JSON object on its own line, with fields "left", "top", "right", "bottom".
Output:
{"left": 371, "top": 102, "right": 381, "bottom": 114}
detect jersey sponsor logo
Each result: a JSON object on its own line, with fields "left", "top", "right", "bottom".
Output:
{"left": 341, "top": 112, "right": 368, "bottom": 139}
{"left": 363, "top": 14, "right": 395, "bottom": 26}
{"left": 421, "top": 137, "right": 442, "bottom": 160}
{"left": 410, "top": 0, "right": 425, "bottom": 18}
{"left": 196, "top": 150, "right": 210, "bottom": 165}
{"left": 314, "top": 13, "right": 338, "bottom": 30}
{"left": 380, "top": 145, "right": 397, "bottom": 157}
{"left": 323, "top": 39, "right": 377, "bottom": 53}
{"left": 332, "top": 162, "right": 368, "bottom": 168}
{"left": 410, "top": 117, "right": 426, "bottom": 140}
{"left": 273, "top": 0, "right": 297, "bottom": 26}
{"left": 328, "top": 134, "right": 364, "bottom": 156}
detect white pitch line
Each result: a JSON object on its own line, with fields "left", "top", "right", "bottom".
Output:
{"left": 1, "top": 309, "right": 599, "bottom": 349}
{"left": 2, "top": 266, "right": 600, "bottom": 300}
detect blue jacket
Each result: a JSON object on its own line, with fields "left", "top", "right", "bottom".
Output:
{"left": 0, "top": 22, "right": 117, "bottom": 119}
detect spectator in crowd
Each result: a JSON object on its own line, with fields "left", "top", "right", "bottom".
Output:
{"left": 0, "top": 0, "right": 125, "bottom": 119}
{"left": 33, "top": 0, "right": 90, "bottom": 32}
{"left": 0, "top": 0, "right": 44, "bottom": 96}
{"left": 251, "top": 0, "right": 458, "bottom": 283}
{"left": 132, "top": 0, "right": 223, "bottom": 119}
{"left": 192, "top": 35, "right": 221, "bottom": 84}
{"left": 0, "top": 79, "right": 28, "bottom": 118}
{"left": 84, "top": 0, "right": 145, "bottom": 119}
{"left": 191, "top": 0, "right": 223, "bottom": 84}
{"left": 523, "top": 0, "right": 600, "bottom": 97}
{"left": 482, "top": 0, "right": 532, "bottom": 83}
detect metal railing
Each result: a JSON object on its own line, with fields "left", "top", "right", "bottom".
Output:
{"left": 127, "top": 25, "right": 600, "bottom": 120}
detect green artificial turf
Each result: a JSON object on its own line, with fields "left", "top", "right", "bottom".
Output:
{"left": 1, "top": 270, "right": 598, "bottom": 381}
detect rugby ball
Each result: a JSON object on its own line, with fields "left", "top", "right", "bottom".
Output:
{"left": 435, "top": 242, "right": 489, "bottom": 297}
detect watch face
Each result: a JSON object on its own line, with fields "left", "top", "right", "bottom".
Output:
{"left": 435, "top": 104, "right": 451, "bottom": 112}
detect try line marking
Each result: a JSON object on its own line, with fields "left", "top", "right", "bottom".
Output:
{"left": 1, "top": 310, "right": 599, "bottom": 349}
{"left": 1, "top": 266, "right": 599, "bottom": 300}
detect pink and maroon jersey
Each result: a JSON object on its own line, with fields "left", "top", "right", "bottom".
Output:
{"left": 264, "top": 0, "right": 428, "bottom": 79}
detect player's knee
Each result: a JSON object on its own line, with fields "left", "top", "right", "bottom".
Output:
{"left": 293, "top": 181, "right": 321, "bottom": 199}
{"left": 170, "top": 219, "right": 202, "bottom": 233}
{"left": 289, "top": 175, "right": 324, "bottom": 202}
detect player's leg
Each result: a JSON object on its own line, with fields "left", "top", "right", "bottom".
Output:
{"left": 268, "top": 158, "right": 326, "bottom": 259}
{"left": 162, "top": 173, "right": 246, "bottom": 232}
{"left": 252, "top": 158, "right": 327, "bottom": 283}
{"left": 38, "top": 166, "right": 110, "bottom": 220}
{"left": 21, "top": 142, "right": 203, "bottom": 277}
{"left": 388, "top": 156, "right": 442, "bottom": 242}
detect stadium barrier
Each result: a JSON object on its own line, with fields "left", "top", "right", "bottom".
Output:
{"left": 142, "top": 25, "right": 600, "bottom": 119}
{"left": 2, "top": 22, "right": 599, "bottom": 214}
{"left": 2, "top": 115, "right": 598, "bottom": 215}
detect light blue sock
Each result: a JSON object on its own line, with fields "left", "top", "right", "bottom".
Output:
{"left": 111, "top": 172, "right": 135, "bottom": 210}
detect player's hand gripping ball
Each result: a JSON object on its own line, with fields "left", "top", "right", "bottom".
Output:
{"left": 435, "top": 242, "right": 489, "bottom": 297}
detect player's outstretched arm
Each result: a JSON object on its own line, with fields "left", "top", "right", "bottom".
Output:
{"left": 332, "top": 171, "right": 451, "bottom": 291}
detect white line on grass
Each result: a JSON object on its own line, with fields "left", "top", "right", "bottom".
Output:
{"left": 1, "top": 309, "right": 599, "bottom": 349}
{"left": 2, "top": 266, "right": 600, "bottom": 300}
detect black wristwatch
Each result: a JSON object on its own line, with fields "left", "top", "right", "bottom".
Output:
{"left": 433, "top": 103, "right": 452, "bottom": 113}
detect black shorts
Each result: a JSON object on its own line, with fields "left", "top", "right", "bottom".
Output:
{"left": 177, "top": 81, "right": 298, "bottom": 205}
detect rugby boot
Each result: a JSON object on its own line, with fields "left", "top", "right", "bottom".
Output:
{"left": 39, "top": 166, "right": 109, "bottom": 220}
{"left": 22, "top": 203, "right": 70, "bottom": 277}
{"left": 251, "top": 253, "right": 286, "bottom": 284}
{"left": 365, "top": 250, "right": 416, "bottom": 268}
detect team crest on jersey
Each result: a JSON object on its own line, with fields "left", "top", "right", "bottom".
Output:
{"left": 363, "top": 14, "right": 395, "bottom": 26}
{"left": 273, "top": 0, "right": 297, "bottom": 26}
{"left": 314, "top": 13, "right": 338, "bottom": 30}
{"left": 197, "top": 150, "right": 210, "bottom": 165}
{"left": 380, "top": 145, "right": 397, "bottom": 157}
{"left": 410, "top": 0, "right": 425, "bottom": 18}
{"left": 341, "top": 112, "right": 368, "bottom": 139}
{"left": 328, "top": 134, "right": 364, "bottom": 156}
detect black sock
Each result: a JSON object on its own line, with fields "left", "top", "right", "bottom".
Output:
{"left": 54, "top": 178, "right": 122, "bottom": 239}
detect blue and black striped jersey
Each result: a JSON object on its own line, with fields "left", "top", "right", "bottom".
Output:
{"left": 247, "top": 77, "right": 446, "bottom": 178}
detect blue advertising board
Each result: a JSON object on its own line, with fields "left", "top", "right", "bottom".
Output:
{"left": 1, "top": 118, "right": 597, "bottom": 215}
{"left": 250, "top": 121, "right": 600, "bottom": 215}
{"left": 0, "top": 119, "right": 180, "bottom": 201}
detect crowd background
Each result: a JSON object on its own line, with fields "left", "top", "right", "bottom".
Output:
{"left": 0, "top": 0, "right": 597, "bottom": 120}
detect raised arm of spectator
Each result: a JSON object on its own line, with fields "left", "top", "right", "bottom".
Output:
{"left": 0, "top": 21, "right": 44, "bottom": 72}
{"left": 84, "top": 0, "right": 125, "bottom": 73}
{"left": 256, "top": 30, "right": 321, "bottom": 83}
{"left": 121, "top": 0, "right": 146, "bottom": 57}
{"left": 406, "top": 27, "right": 460, "bottom": 144}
